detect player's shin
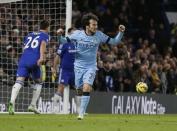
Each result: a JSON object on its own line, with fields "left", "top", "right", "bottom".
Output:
{"left": 53, "top": 91, "right": 62, "bottom": 113}
{"left": 63, "top": 85, "right": 70, "bottom": 114}
{"left": 75, "top": 89, "right": 82, "bottom": 114}
{"left": 75, "top": 95, "right": 81, "bottom": 114}
{"left": 30, "top": 83, "right": 42, "bottom": 107}
{"left": 10, "top": 82, "right": 23, "bottom": 105}
{"left": 28, "top": 83, "right": 42, "bottom": 114}
{"left": 53, "top": 92, "right": 62, "bottom": 105}
{"left": 9, "top": 81, "right": 23, "bottom": 115}
{"left": 79, "top": 92, "right": 90, "bottom": 118}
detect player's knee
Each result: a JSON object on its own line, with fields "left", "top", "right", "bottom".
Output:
{"left": 15, "top": 80, "right": 24, "bottom": 87}
{"left": 83, "top": 83, "right": 92, "bottom": 92}
{"left": 32, "top": 82, "right": 43, "bottom": 90}
{"left": 58, "top": 83, "right": 65, "bottom": 88}
{"left": 34, "top": 79, "right": 43, "bottom": 85}
{"left": 76, "top": 89, "right": 83, "bottom": 96}
{"left": 16, "top": 77, "right": 25, "bottom": 81}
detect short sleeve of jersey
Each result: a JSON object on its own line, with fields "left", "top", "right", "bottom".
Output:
{"left": 97, "top": 31, "right": 109, "bottom": 44}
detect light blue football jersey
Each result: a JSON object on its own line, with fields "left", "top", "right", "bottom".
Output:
{"left": 68, "top": 30, "right": 109, "bottom": 69}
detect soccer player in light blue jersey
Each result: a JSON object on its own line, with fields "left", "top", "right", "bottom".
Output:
{"left": 58, "top": 13, "right": 125, "bottom": 120}
{"left": 8, "top": 20, "right": 50, "bottom": 115}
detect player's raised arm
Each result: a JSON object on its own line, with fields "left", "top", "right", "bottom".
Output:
{"left": 108, "top": 25, "right": 126, "bottom": 45}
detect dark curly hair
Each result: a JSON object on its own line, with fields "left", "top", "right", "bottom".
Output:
{"left": 81, "top": 13, "right": 99, "bottom": 30}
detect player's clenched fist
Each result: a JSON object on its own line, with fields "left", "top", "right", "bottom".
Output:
{"left": 119, "top": 25, "right": 125, "bottom": 32}
{"left": 57, "top": 28, "right": 64, "bottom": 35}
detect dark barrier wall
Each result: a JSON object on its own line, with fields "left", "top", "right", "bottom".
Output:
{"left": 1, "top": 87, "right": 177, "bottom": 114}
{"left": 88, "top": 92, "right": 176, "bottom": 114}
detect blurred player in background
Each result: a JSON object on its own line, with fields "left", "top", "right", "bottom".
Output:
{"left": 51, "top": 27, "right": 76, "bottom": 113}
{"left": 8, "top": 20, "right": 50, "bottom": 115}
{"left": 57, "top": 13, "right": 125, "bottom": 120}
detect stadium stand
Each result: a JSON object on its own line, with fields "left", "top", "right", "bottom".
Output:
{"left": 0, "top": 0, "right": 177, "bottom": 94}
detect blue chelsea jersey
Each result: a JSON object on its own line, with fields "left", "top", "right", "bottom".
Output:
{"left": 57, "top": 42, "right": 76, "bottom": 70}
{"left": 19, "top": 31, "right": 49, "bottom": 65}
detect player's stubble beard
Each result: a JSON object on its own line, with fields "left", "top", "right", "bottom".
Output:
{"left": 90, "top": 31, "right": 95, "bottom": 35}
{"left": 86, "top": 25, "right": 97, "bottom": 36}
{"left": 89, "top": 28, "right": 96, "bottom": 35}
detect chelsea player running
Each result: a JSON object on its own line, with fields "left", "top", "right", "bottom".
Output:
{"left": 8, "top": 20, "right": 50, "bottom": 115}
{"left": 58, "top": 13, "right": 125, "bottom": 120}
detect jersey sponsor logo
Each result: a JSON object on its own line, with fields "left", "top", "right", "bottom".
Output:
{"left": 76, "top": 38, "right": 98, "bottom": 48}
{"left": 68, "top": 49, "right": 77, "bottom": 53}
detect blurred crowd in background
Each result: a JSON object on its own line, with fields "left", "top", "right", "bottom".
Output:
{"left": 0, "top": 0, "right": 177, "bottom": 94}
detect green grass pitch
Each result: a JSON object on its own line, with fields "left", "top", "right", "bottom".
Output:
{"left": 0, "top": 114, "right": 177, "bottom": 131}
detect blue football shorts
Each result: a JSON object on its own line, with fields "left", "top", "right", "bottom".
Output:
{"left": 16, "top": 64, "right": 42, "bottom": 80}
{"left": 58, "top": 68, "right": 75, "bottom": 86}
{"left": 74, "top": 67, "right": 96, "bottom": 89}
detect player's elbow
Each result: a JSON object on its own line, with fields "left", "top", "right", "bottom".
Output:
{"left": 108, "top": 39, "right": 121, "bottom": 45}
